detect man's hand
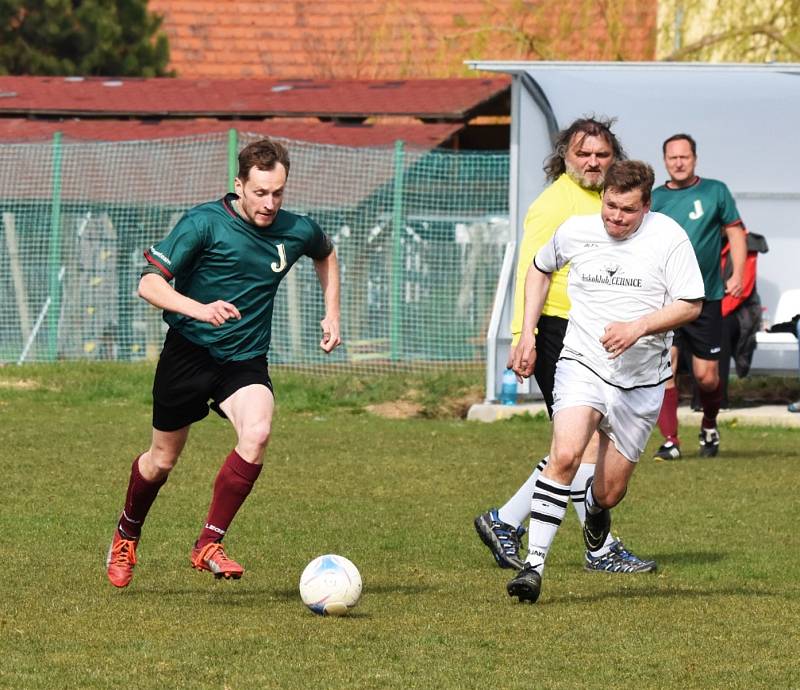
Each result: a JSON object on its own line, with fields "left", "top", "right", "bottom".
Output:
{"left": 511, "top": 333, "right": 536, "bottom": 379}
{"left": 723, "top": 223, "right": 747, "bottom": 300}
{"left": 319, "top": 315, "right": 341, "bottom": 353}
{"left": 195, "top": 300, "right": 241, "bottom": 326}
{"left": 600, "top": 320, "right": 645, "bottom": 358}
{"left": 506, "top": 344, "right": 516, "bottom": 370}
{"left": 725, "top": 273, "right": 744, "bottom": 298}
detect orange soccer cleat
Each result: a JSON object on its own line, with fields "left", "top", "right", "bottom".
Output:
{"left": 190, "top": 542, "right": 244, "bottom": 580}
{"left": 106, "top": 531, "right": 138, "bottom": 588}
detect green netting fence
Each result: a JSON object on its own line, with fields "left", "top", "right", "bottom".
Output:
{"left": 0, "top": 131, "right": 510, "bottom": 371}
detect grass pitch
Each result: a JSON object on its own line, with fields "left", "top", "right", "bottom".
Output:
{"left": 1, "top": 363, "right": 799, "bottom": 689}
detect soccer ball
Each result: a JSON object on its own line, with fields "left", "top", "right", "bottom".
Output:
{"left": 299, "top": 554, "right": 362, "bottom": 616}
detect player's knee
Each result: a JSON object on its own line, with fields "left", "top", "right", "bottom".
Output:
{"left": 549, "top": 447, "right": 582, "bottom": 478}
{"left": 592, "top": 478, "right": 627, "bottom": 508}
{"left": 240, "top": 420, "right": 272, "bottom": 451}
{"left": 142, "top": 448, "right": 178, "bottom": 479}
{"left": 696, "top": 370, "right": 719, "bottom": 391}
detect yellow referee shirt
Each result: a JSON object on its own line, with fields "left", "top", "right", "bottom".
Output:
{"left": 511, "top": 174, "right": 602, "bottom": 346}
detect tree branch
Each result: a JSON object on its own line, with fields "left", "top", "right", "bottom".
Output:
{"left": 662, "top": 21, "right": 799, "bottom": 61}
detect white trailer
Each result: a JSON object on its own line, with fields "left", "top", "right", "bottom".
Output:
{"left": 467, "top": 61, "right": 800, "bottom": 402}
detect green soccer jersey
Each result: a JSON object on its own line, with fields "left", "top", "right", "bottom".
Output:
{"left": 651, "top": 177, "right": 742, "bottom": 301}
{"left": 143, "top": 193, "right": 332, "bottom": 362}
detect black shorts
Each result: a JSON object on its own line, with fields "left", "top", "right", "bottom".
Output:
{"left": 152, "top": 329, "right": 273, "bottom": 432}
{"left": 533, "top": 314, "right": 568, "bottom": 418}
{"left": 673, "top": 300, "right": 722, "bottom": 361}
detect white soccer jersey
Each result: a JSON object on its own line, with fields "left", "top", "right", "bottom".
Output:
{"left": 534, "top": 211, "right": 704, "bottom": 389}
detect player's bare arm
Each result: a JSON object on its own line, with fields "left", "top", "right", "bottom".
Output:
{"left": 723, "top": 222, "right": 747, "bottom": 298}
{"left": 138, "top": 273, "right": 241, "bottom": 326}
{"left": 512, "top": 264, "right": 552, "bottom": 379}
{"left": 601, "top": 298, "right": 702, "bottom": 358}
{"left": 313, "top": 249, "right": 342, "bottom": 353}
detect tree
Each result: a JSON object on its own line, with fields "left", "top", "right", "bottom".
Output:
{"left": 447, "top": 0, "right": 656, "bottom": 66}
{"left": 302, "top": 0, "right": 656, "bottom": 79}
{"left": 658, "top": 0, "right": 800, "bottom": 62}
{"left": 0, "top": 0, "right": 172, "bottom": 77}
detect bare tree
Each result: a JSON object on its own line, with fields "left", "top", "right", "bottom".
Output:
{"left": 658, "top": 0, "right": 800, "bottom": 62}
{"left": 303, "top": 0, "right": 656, "bottom": 80}
{"left": 446, "top": 0, "right": 656, "bottom": 64}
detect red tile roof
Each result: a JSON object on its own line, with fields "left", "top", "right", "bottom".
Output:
{"left": 0, "top": 117, "right": 463, "bottom": 148}
{"left": 0, "top": 76, "right": 509, "bottom": 120}
{"left": 148, "top": 0, "right": 657, "bottom": 79}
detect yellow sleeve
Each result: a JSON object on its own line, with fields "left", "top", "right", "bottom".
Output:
{"left": 510, "top": 186, "right": 572, "bottom": 345}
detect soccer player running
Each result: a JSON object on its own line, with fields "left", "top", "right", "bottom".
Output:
{"left": 475, "top": 118, "right": 656, "bottom": 574}
{"left": 106, "top": 138, "right": 341, "bottom": 588}
{"left": 651, "top": 134, "right": 747, "bottom": 460}
{"left": 506, "top": 161, "right": 703, "bottom": 603}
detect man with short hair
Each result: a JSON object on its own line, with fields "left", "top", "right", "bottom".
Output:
{"left": 106, "top": 138, "right": 341, "bottom": 588}
{"left": 651, "top": 133, "right": 747, "bottom": 460}
{"left": 474, "top": 118, "right": 656, "bottom": 575}
{"left": 507, "top": 160, "right": 704, "bottom": 603}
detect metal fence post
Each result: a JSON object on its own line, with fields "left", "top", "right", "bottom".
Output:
{"left": 228, "top": 129, "right": 238, "bottom": 193}
{"left": 390, "top": 140, "right": 405, "bottom": 360}
{"left": 48, "top": 131, "right": 63, "bottom": 360}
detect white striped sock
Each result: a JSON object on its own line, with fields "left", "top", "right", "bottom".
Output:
{"left": 526, "top": 476, "right": 570, "bottom": 572}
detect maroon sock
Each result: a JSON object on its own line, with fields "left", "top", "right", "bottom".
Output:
{"left": 700, "top": 380, "right": 723, "bottom": 429}
{"left": 196, "top": 450, "right": 262, "bottom": 548}
{"left": 117, "top": 455, "right": 168, "bottom": 540}
{"left": 657, "top": 386, "right": 680, "bottom": 445}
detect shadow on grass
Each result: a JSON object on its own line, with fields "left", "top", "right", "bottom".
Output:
{"left": 541, "top": 584, "right": 783, "bottom": 606}
{"left": 109, "top": 581, "right": 433, "bottom": 602}
{"left": 270, "top": 582, "right": 432, "bottom": 601}
{"left": 650, "top": 449, "right": 756, "bottom": 462}
{"left": 106, "top": 584, "right": 283, "bottom": 599}
{"left": 642, "top": 549, "right": 727, "bottom": 566}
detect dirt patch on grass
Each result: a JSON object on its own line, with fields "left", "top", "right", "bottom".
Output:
{"left": 0, "top": 379, "right": 44, "bottom": 390}
{"left": 366, "top": 400, "right": 424, "bottom": 419}
{"left": 365, "top": 385, "right": 484, "bottom": 419}
{"left": 425, "top": 387, "right": 484, "bottom": 419}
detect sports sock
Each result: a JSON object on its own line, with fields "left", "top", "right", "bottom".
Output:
{"left": 525, "top": 476, "right": 570, "bottom": 574}
{"left": 656, "top": 386, "right": 680, "bottom": 445}
{"left": 117, "top": 454, "right": 168, "bottom": 540}
{"left": 196, "top": 449, "right": 262, "bottom": 548}
{"left": 699, "top": 380, "right": 722, "bottom": 429}
{"left": 497, "top": 456, "right": 549, "bottom": 527}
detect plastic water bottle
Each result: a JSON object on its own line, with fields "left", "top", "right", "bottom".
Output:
{"left": 500, "top": 368, "right": 518, "bottom": 406}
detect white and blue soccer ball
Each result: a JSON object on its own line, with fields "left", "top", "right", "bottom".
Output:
{"left": 299, "top": 554, "right": 362, "bottom": 616}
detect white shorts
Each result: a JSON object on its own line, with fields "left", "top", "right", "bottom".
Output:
{"left": 551, "top": 359, "right": 664, "bottom": 462}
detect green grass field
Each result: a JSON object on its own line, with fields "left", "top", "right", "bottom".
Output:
{"left": 1, "top": 363, "right": 799, "bottom": 689}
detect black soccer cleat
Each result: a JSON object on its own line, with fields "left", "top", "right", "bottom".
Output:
{"left": 582, "top": 479, "right": 611, "bottom": 553}
{"left": 653, "top": 441, "right": 681, "bottom": 461}
{"left": 698, "top": 427, "right": 720, "bottom": 457}
{"left": 584, "top": 540, "right": 657, "bottom": 573}
{"left": 507, "top": 564, "right": 542, "bottom": 603}
{"left": 474, "top": 509, "right": 526, "bottom": 570}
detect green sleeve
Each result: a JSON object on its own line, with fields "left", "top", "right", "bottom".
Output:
{"left": 718, "top": 183, "right": 742, "bottom": 227}
{"left": 144, "top": 215, "right": 208, "bottom": 280}
{"left": 304, "top": 217, "right": 334, "bottom": 261}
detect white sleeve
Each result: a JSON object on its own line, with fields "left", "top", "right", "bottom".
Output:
{"left": 533, "top": 223, "right": 569, "bottom": 274}
{"left": 664, "top": 235, "right": 705, "bottom": 301}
